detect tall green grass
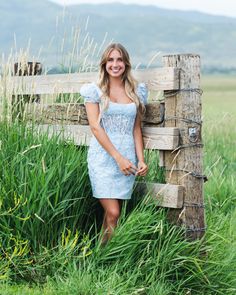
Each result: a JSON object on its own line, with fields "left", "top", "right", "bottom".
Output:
{"left": 1, "top": 107, "right": 236, "bottom": 294}
{"left": 0, "top": 122, "right": 99, "bottom": 281}
{"left": 0, "top": 69, "right": 236, "bottom": 294}
{"left": 202, "top": 75, "right": 236, "bottom": 215}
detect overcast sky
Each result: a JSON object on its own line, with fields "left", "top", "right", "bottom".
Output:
{"left": 50, "top": 0, "right": 236, "bottom": 18}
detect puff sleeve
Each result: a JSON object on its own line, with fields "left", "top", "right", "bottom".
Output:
{"left": 137, "top": 82, "right": 148, "bottom": 105}
{"left": 80, "top": 83, "right": 101, "bottom": 104}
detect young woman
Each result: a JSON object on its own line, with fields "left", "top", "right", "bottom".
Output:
{"left": 80, "top": 43, "right": 148, "bottom": 246}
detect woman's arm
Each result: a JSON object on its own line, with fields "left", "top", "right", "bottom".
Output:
{"left": 85, "top": 102, "right": 119, "bottom": 159}
{"left": 133, "top": 113, "right": 145, "bottom": 162}
{"left": 85, "top": 102, "right": 138, "bottom": 175}
{"left": 133, "top": 113, "right": 148, "bottom": 176}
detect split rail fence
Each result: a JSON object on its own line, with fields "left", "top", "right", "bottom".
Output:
{"left": 3, "top": 54, "right": 206, "bottom": 240}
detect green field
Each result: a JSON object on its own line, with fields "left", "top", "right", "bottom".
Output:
{"left": 0, "top": 75, "right": 235, "bottom": 294}
{"left": 202, "top": 75, "right": 236, "bottom": 216}
{"left": 202, "top": 75, "right": 236, "bottom": 116}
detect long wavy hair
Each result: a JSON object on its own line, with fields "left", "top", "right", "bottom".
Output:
{"left": 97, "top": 43, "right": 145, "bottom": 117}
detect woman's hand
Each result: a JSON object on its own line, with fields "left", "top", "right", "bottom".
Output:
{"left": 136, "top": 160, "right": 148, "bottom": 177}
{"left": 115, "top": 155, "right": 138, "bottom": 176}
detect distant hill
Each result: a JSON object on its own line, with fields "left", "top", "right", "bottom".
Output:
{"left": 1, "top": 0, "right": 236, "bottom": 73}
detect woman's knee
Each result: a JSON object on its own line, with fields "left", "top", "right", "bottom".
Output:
{"left": 105, "top": 207, "right": 120, "bottom": 223}
{"left": 99, "top": 199, "right": 121, "bottom": 223}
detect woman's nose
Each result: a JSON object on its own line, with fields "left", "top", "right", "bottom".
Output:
{"left": 113, "top": 60, "right": 118, "bottom": 66}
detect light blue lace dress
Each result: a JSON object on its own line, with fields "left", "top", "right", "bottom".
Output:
{"left": 80, "top": 82, "right": 148, "bottom": 200}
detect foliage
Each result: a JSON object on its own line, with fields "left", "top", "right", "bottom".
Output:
{"left": 0, "top": 75, "right": 235, "bottom": 293}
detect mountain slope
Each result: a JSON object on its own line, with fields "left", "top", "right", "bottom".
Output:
{"left": 0, "top": 1, "right": 236, "bottom": 71}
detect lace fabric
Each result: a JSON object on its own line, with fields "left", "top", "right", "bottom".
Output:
{"left": 80, "top": 82, "right": 148, "bottom": 199}
{"left": 101, "top": 111, "right": 136, "bottom": 135}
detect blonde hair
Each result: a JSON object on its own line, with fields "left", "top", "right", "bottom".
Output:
{"left": 97, "top": 43, "right": 145, "bottom": 117}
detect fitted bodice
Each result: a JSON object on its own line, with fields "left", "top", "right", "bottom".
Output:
{"left": 80, "top": 81, "right": 148, "bottom": 140}
{"left": 100, "top": 102, "right": 137, "bottom": 136}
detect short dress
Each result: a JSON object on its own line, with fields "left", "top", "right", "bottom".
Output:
{"left": 80, "top": 82, "right": 148, "bottom": 200}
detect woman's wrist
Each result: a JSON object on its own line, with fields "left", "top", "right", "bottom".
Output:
{"left": 138, "top": 158, "right": 145, "bottom": 163}
{"left": 113, "top": 152, "right": 123, "bottom": 163}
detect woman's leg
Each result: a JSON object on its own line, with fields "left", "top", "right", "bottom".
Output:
{"left": 100, "top": 213, "right": 107, "bottom": 243}
{"left": 99, "top": 198, "right": 122, "bottom": 243}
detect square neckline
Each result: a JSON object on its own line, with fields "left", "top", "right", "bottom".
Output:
{"left": 93, "top": 82, "right": 136, "bottom": 105}
{"left": 109, "top": 101, "right": 135, "bottom": 105}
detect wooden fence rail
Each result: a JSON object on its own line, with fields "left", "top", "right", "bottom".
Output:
{"left": 5, "top": 67, "right": 179, "bottom": 94}
{"left": 1, "top": 54, "right": 206, "bottom": 240}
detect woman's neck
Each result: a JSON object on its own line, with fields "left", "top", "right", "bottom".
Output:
{"left": 109, "top": 77, "right": 124, "bottom": 88}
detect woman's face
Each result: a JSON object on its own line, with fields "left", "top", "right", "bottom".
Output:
{"left": 105, "top": 49, "right": 126, "bottom": 79}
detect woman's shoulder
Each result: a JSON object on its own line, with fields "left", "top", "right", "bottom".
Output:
{"left": 136, "top": 82, "right": 148, "bottom": 105}
{"left": 80, "top": 82, "right": 100, "bottom": 95}
{"left": 80, "top": 82, "right": 102, "bottom": 103}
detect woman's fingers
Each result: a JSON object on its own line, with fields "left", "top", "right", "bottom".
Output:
{"left": 136, "top": 165, "right": 148, "bottom": 176}
{"left": 129, "top": 165, "right": 138, "bottom": 174}
{"left": 117, "top": 156, "right": 138, "bottom": 176}
{"left": 123, "top": 164, "right": 138, "bottom": 176}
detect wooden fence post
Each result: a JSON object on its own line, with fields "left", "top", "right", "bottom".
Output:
{"left": 12, "top": 61, "right": 42, "bottom": 121}
{"left": 162, "top": 54, "right": 206, "bottom": 240}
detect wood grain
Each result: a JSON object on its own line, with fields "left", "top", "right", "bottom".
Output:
{"left": 34, "top": 124, "right": 180, "bottom": 151}
{"left": 6, "top": 67, "right": 180, "bottom": 95}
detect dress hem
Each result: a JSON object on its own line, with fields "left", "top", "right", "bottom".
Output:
{"left": 92, "top": 195, "right": 131, "bottom": 200}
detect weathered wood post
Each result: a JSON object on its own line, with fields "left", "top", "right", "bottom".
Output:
{"left": 162, "top": 54, "right": 206, "bottom": 240}
{"left": 12, "top": 61, "right": 42, "bottom": 121}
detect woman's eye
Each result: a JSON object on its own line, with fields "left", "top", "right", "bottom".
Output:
{"left": 107, "top": 58, "right": 123, "bottom": 62}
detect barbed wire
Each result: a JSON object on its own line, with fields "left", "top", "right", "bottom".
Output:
{"left": 185, "top": 226, "right": 207, "bottom": 232}
{"left": 165, "top": 168, "right": 208, "bottom": 182}
{"left": 163, "top": 88, "right": 203, "bottom": 98}
{"left": 156, "top": 86, "right": 206, "bottom": 234}
{"left": 164, "top": 116, "right": 202, "bottom": 125}
{"left": 172, "top": 143, "right": 204, "bottom": 152}
{"left": 183, "top": 201, "right": 206, "bottom": 208}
